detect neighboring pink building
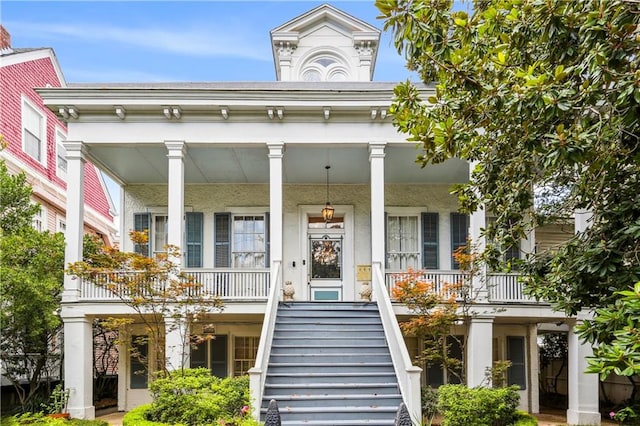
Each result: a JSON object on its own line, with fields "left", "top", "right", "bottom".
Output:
{"left": 0, "top": 25, "right": 116, "bottom": 244}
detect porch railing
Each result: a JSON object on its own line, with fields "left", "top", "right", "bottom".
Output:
{"left": 79, "top": 268, "right": 270, "bottom": 301}
{"left": 385, "top": 270, "right": 538, "bottom": 304}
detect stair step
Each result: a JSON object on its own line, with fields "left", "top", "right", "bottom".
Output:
{"left": 274, "top": 331, "right": 385, "bottom": 339}
{"left": 272, "top": 337, "right": 387, "bottom": 346}
{"left": 270, "top": 344, "right": 390, "bottom": 354}
{"left": 262, "top": 406, "right": 400, "bottom": 421}
{"left": 280, "top": 421, "right": 395, "bottom": 426}
{"left": 264, "top": 383, "right": 400, "bottom": 396}
{"left": 262, "top": 394, "right": 402, "bottom": 408}
{"left": 270, "top": 354, "right": 392, "bottom": 363}
{"left": 265, "top": 372, "right": 396, "bottom": 384}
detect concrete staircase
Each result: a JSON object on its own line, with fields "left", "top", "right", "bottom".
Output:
{"left": 260, "top": 301, "right": 403, "bottom": 425}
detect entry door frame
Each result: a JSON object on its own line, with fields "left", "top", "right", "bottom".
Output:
{"left": 298, "top": 205, "right": 354, "bottom": 301}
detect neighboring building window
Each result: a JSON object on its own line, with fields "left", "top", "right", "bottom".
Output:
{"left": 56, "top": 131, "right": 67, "bottom": 178}
{"left": 450, "top": 213, "right": 469, "bottom": 269}
{"left": 57, "top": 216, "right": 66, "bottom": 235}
{"left": 32, "top": 206, "right": 45, "bottom": 232}
{"left": 233, "top": 336, "right": 259, "bottom": 376}
{"left": 387, "top": 215, "right": 419, "bottom": 270}
{"left": 130, "top": 335, "right": 148, "bottom": 389}
{"left": 507, "top": 336, "right": 526, "bottom": 389}
{"left": 22, "top": 98, "right": 46, "bottom": 164}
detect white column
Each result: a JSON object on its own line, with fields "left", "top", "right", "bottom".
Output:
{"left": 467, "top": 316, "right": 494, "bottom": 387}
{"left": 528, "top": 324, "right": 540, "bottom": 414}
{"left": 267, "top": 143, "right": 284, "bottom": 265}
{"left": 63, "top": 314, "right": 95, "bottom": 419}
{"left": 164, "top": 315, "right": 189, "bottom": 371}
{"left": 369, "top": 142, "right": 386, "bottom": 266}
{"left": 566, "top": 321, "right": 600, "bottom": 425}
{"left": 62, "top": 141, "right": 86, "bottom": 302}
{"left": 165, "top": 141, "right": 185, "bottom": 266}
{"left": 468, "top": 161, "right": 488, "bottom": 301}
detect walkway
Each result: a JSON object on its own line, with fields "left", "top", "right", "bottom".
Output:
{"left": 96, "top": 409, "right": 618, "bottom": 426}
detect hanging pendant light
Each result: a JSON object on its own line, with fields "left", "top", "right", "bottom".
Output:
{"left": 321, "top": 165, "right": 335, "bottom": 222}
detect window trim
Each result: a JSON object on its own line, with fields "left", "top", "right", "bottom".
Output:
{"left": 21, "top": 96, "right": 47, "bottom": 166}
{"left": 55, "top": 128, "right": 67, "bottom": 179}
{"left": 385, "top": 208, "right": 440, "bottom": 271}
{"left": 32, "top": 204, "right": 46, "bottom": 232}
{"left": 56, "top": 215, "right": 66, "bottom": 235}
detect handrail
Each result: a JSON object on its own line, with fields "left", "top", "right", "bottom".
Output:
{"left": 248, "top": 260, "right": 282, "bottom": 420}
{"left": 372, "top": 261, "right": 422, "bottom": 424}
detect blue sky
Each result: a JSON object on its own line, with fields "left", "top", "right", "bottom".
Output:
{"left": 2, "top": 1, "right": 422, "bottom": 83}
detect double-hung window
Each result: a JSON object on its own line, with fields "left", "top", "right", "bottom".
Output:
{"left": 215, "top": 212, "right": 269, "bottom": 268}
{"left": 386, "top": 212, "right": 439, "bottom": 271}
{"left": 32, "top": 206, "right": 45, "bottom": 232}
{"left": 56, "top": 130, "right": 67, "bottom": 178}
{"left": 22, "top": 98, "right": 46, "bottom": 165}
{"left": 134, "top": 212, "right": 203, "bottom": 267}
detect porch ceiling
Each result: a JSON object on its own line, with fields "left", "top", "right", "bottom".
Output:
{"left": 88, "top": 143, "right": 469, "bottom": 185}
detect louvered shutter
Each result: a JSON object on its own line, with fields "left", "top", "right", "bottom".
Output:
{"left": 450, "top": 213, "right": 469, "bottom": 269}
{"left": 422, "top": 213, "right": 439, "bottom": 270}
{"left": 185, "top": 212, "right": 203, "bottom": 268}
{"left": 214, "top": 213, "right": 231, "bottom": 267}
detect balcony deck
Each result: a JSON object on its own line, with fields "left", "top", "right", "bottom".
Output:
{"left": 78, "top": 269, "right": 537, "bottom": 304}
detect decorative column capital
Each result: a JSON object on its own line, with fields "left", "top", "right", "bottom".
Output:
{"left": 368, "top": 142, "right": 386, "bottom": 160}
{"left": 62, "top": 141, "right": 87, "bottom": 161}
{"left": 165, "top": 140, "right": 185, "bottom": 158}
{"left": 267, "top": 142, "right": 285, "bottom": 158}
{"left": 275, "top": 41, "right": 297, "bottom": 58}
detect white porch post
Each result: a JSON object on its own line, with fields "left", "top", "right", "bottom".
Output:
{"left": 164, "top": 141, "right": 188, "bottom": 370}
{"left": 566, "top": 320, "right": 600, "bottom": 425}
{"left": 165, "top": 140, "right": 185, "bottom": 264}
{"left": 62, "top": 141, "right": 86, "bottom": 302}
{"left": 369, "top": 142, "right": 386, "bottom": 295}
{"left": 267, "top": 142, "right": 284, "bottom": 266}
{"left": 468, "top": 161, "right": 488, "bottom": 302}
{"left": 528, "top": 324, "right": 540, "bottom": 414}
{"left": 63, "top": 314, "right": 95, "bottom": 419}
{"left": 164, "top": 315, "right": 189, "bottom": 371}
{"left": 467, "top": 316, "right": 494, "bottom": 387}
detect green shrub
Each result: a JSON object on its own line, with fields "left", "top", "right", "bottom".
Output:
{"left": 438, "top": 384, "right": 520, "bottom": 426}
{"left": 421, "top": 386, "right": 439, "bottom": 425}
{"left": 123, "top": 404, "right": 170, "bottom": 426}
{"left": 0, "top": 413, "right": 108, "bottom": 426}
{"left": 513, "top": 410, "right": 537, "bottom": 426}
{"left": 144, "top": 368, "right": 254, "bottom": 425}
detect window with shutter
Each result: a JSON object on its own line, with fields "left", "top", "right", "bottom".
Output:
{"left": 214, "top": 213, "right": 231, "bottom": 268}
{"left": 185, "top": 212, "right": 203, "bottom": 268}
{"left": 133, "top": 213, "right": 151, "bottom": 256}
{"left": 450, "top": 213, "right": 469, "bottom": 269}
{"left": 386, "top": 215, "right": 420, "bottom": 270}
{"left": 422, "top": 213, "right": 439, "bottom": 270}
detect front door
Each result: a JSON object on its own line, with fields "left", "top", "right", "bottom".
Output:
{"left": 307, "top": 215, "right": 345, "bottom": 301}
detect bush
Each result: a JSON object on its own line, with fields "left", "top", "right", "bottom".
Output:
{"left": 421, "top": 386, "right": 438, "bottom": 425}
{"left": 513, "top": 410, "right": 538, "bottom": 426}
{"left": 123, "top": 405, "right": 170, "bottom": 426}
{"left": 438, "top": 384, "right": 520, "bottom": 426}
{"left": 144, "top": 368, "right": 256, "bottom": 426}
{"left": 0, "top": 413, "right": 109, "bottom": 426}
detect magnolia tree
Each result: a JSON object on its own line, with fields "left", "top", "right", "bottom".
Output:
{"left": 376, "top": 0, "right": 640, "bottom": 412}
{"left": 69, "top": 231, "right": 224, "bottom": 376}
{"left": 0, "top": 137, "right": 65, "bottom": 411}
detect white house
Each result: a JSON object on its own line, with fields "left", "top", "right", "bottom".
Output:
{"left": 38, "top": 4, "right": 601, "bottom": 425}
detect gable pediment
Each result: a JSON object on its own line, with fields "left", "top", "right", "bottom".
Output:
{"left": 270, "top": 4, "right": 380, "bottom": 82}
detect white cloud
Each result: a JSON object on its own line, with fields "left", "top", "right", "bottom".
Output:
{"left": 6, "top": 20, "right": 271, "bottom": 61}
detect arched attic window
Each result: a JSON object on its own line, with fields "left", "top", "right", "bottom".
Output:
{"left": 300, "top": 54, "right": 351, "bottom": 82}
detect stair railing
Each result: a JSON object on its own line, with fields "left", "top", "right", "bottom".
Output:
{"left": 248, "top": 260, "right": 282, "bottom": 421}
{"left": 372, "top": 261, "right": 422, "bottom": 424}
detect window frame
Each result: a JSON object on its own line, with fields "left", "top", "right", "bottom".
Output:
{"left": 32, "top": 205, "right": 46, "bottom": 232}
{"left": 55, "top": 128, "right": 67, "bottom": 179}
{"left": 21, "top": 96, "right": 47, "bottom": 166}
{"left": 231, "top": 214, "right": 267, "bottom": 268}
{"left": 385, "top": 208, "right": 440, "bottom": 271}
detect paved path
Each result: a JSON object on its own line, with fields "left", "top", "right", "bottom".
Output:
{"left": 96, "top": 410, "right": 618, "bottom": 426}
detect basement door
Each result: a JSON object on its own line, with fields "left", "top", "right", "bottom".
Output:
{"left": 306, "top": 215, "right": 345, "bottom": 301}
